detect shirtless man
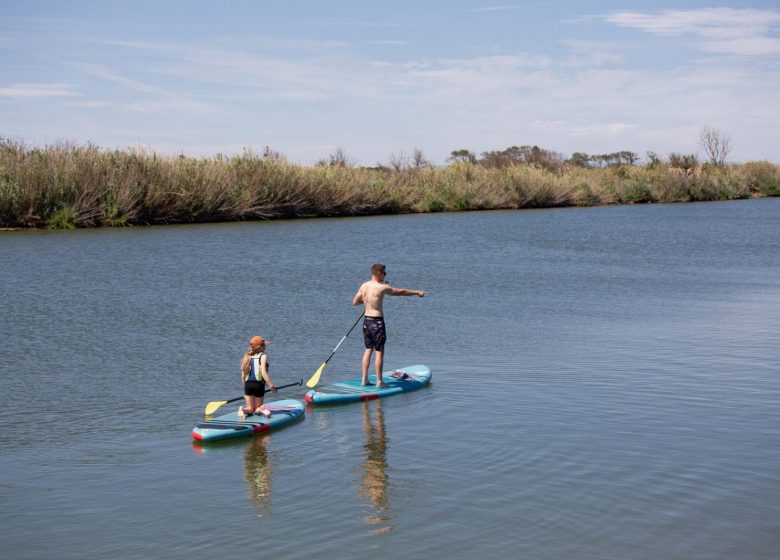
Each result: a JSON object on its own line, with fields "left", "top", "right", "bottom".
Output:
{"left": 352, "top": 263, "right": 426, "bottom": 387}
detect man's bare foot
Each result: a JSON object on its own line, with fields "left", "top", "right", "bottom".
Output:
{"left": 376, "top": 382, "right": 389, "bottom": 389}
{"left": 256, "top": 407, "right": 271, "bottom": 418}
{"left": 238, "top": 407, "right": 246, "bottom": 420}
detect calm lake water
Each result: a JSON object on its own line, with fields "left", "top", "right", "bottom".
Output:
{"left": 1, "top": 199, "right": 779, "bottom": 559}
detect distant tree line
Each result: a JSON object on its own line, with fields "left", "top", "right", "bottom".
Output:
{"left": 447, "top": 145, "right": 566, "bottom": 171}
{"left": 447, "top": 145, "right": 644, "bottom": 171}
{"left": 567, "top": 150, "right": 640, "bottom": 168}
{"left": 440, "top": 125, "right": 733, "bottom": 173}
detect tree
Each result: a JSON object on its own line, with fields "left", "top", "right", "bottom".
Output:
{"left": 699, "top": 125, "right": 731, "bottom": 167}
{"left": 447, "top": 149, "right": 476, "bottom": 164}
{"left": 475, "top": 145, "right": 563, "bottom": 170}
{"left": 645, "top": 151, "right": 661, "bottom": 167}
{"left": 668, "top": 152, "right": 698, "bottom": 171}
{"left": 582, "top": 151, "right": 638, "bottom": 167}
{"left": 386, "top": 151, "right": 410, "bottom": 172}
{"left": 618, "top": 151, "right": 639, "bottom": 166}
{"left": 567, "top": 152, "right": 592, "bottom": 167}
{"left": 411, "top": 148, "right": 431, "bottom": 170}
{"left": 385, "top": 149, "right": 430, "bottom": 172}
{"left": 262, "top": 145, "right": 286, "bottom": 161}
{"left": 479, "top": 150, "right": 512, "bottom": 168}
{"left": 522, "top": 145, "right": 563, "bottom": 169}
{"left": 317, "top": 147, "right": 354, "bottom": 168}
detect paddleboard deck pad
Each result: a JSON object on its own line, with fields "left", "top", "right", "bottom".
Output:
{"left": 305, "top": 364, "right": 431, "bottom": 405}
{"left": 192, "top": 399, "right": 304, "bottom": 442}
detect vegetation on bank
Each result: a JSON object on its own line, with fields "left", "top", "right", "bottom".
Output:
{"left": 0, "top": 138, "right": 778, "bottom": 229}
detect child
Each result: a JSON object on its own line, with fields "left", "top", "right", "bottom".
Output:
{"left": 239, "top": 336, "right": 277, "bottom": 419}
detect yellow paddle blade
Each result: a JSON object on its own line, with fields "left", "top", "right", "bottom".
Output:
{"left": 306, "top": 362, "right": 326, "bottom": 388}
{"left": 204, "top": 400, "right": 228, "bottom": 416}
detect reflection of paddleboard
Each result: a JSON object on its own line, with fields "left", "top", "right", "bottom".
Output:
{"left": 305, "top": 365, "right": 431, "bottom": 405}
{"left": 192, "top": 399, "right": 304, "bottom": 442}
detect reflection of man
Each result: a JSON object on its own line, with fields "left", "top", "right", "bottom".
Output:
{"left": 353, "top": 263, "right": 426, "bottom": 388}
{"left": 359, "top": 401, "right": 391, "bottom": 533}
{"left": 243, "top": 437, "right": 272, "bottom": 512}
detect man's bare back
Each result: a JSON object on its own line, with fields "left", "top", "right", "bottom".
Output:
{"left": 354, "top": 279, "right": 391, "bottom": 316}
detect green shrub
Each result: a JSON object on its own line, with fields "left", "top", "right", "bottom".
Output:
{"left": 741, "top": 161, "right": 780, "bottom": 196}
{"left": 46, "top": 206, "right": 77, "bottom": 229}
{"left": 573, "top": 181, "right": 599, "bottom": 206}
{"left": 419, "top": 195, "right": 445, "bottom": 213}
{"left": 619, "top": 180, "right": 655, "bottom": 203}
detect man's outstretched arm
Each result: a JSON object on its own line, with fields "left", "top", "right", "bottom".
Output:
{"left": 388, "top": 287, "right": 426, "bottom": 297}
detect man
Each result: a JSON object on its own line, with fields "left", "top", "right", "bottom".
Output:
{"left": 352, "top": 263, "right": 426, "bottom": 387}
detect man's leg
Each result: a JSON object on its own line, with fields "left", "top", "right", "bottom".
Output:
{"left": 374, "top": 349, "right": 386, "bottom": 387}
{"left": 361, "top": 347, "right": 373, "bottom": 385}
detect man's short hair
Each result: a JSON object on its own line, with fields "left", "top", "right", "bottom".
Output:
{"left": 371, "top": 263, "right": 386, "bottom": 276}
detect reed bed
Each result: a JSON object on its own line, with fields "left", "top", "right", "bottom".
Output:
{"left": 1, "top": 139, "right": 778, "bottom": 228}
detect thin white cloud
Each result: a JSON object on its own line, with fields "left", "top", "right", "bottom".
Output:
{"left": 469, "top": 5, "right": 522, "bottom": 12}
{"left": 402, "top": 53, "right": 554, "bottom": 93}
{"left": 70, "top": 63, "right": 216, "bottom": 113}
{"left": 96, "top": 39, "right": 358, "bottom": 100}
{"left": 364, "top": 40, "right": 409, "bottom": 46}
{"left": 468, "top": 1, "right": 587, "bottom": 13}
{"left": 82, "top": 37, "right": 597, "bottom": 108}
{"left": 123, "top": 100, "right": 214, "bottom": 113}
{"left": 605, "top": 8, "right": 780, "bottom": 37}
{"left": 701, "top": 36, "right": 780, "bottom": 56}
{"left": 530, "top": 120, "right": 637, "bottom": 138}
{"left": 99, "top": 37, "right": 353, "bottom": 54}
{"left": 76, "top": 63, "right": 172, "bottom": 96}
{"left": 67, "top": 99, "right": 213, "bottom": 113}
{"left": 558, "top": 39, "right": 624, "bottom": 68}
{"left": 0, "top": 83, "right": 80, "bottom": 97}
{"left": 604, "top": 8, "right": 780, "bottom": 56}
{"left": 68, "top": 101, "right": 115, "bottom": 108}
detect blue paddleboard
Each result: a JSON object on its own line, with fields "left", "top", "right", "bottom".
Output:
{"left": 305, "top": 364, "right": 431, "bottom": 405}
{"left": 192, "top": 399, "right": 304, "bottom": 442}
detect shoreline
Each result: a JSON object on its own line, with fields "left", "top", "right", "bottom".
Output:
{"left": 2, "top": 195, "right": 776, "bottom": 233}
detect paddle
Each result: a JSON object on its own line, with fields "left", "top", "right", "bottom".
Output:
{"left": 204, "top": 379, "right": 303, "bottom": 416}
{"left": 306, "top": 311, "right": 364, "bottom": 388}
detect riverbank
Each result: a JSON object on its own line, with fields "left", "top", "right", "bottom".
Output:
{"left": 1, "top": 140, "right": 778, "bottom": 228}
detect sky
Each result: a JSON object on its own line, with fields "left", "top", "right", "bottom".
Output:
{"left": 1, "top": 0, "right": 779, "bottom": 165}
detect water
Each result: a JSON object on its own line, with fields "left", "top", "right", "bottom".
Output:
{"left": 1, "top": 199, "right": 778, "bottom": 559}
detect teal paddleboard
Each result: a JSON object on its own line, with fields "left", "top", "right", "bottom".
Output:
{"left": 305, "top": 364, "right": 431, "bottom": 405}
{"left": 192, "top": 399, "right": 304, "bottom": 442}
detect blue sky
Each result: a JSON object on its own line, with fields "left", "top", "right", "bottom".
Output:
{"left": 1, "top": 1, "right": 779, "bottom": 165}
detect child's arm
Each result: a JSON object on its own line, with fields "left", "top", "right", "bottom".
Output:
{"left": 261, "top": 354, "right": 277, "bottom": 392}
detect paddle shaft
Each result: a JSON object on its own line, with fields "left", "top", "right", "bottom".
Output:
{"left": 305, "top": 311, "right": 365, "bottom": 388}
{"left": 323, "top": 311, "right": 364, "bottom": 366}
{"left": 218, "top": 379, "right": 303, "bottom": 406}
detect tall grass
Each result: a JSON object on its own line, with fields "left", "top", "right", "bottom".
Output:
{"left": 1, "top": 139, "right": 778, "bottom": 228}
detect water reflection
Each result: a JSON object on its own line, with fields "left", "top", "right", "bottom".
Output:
{"left": 358, "top": 400, "right": 392, "bottom": 534}
{"left": 243, "top": 436, "right": 273, "bottom": 514}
